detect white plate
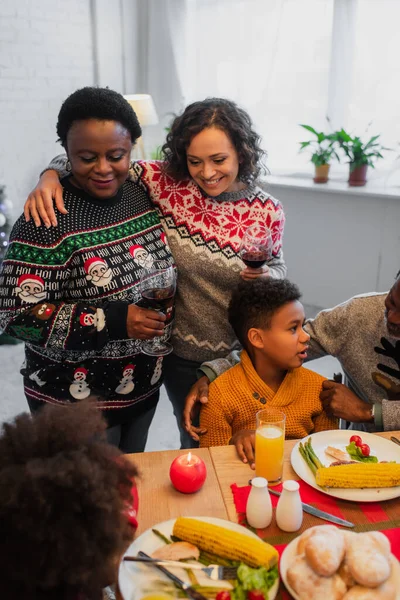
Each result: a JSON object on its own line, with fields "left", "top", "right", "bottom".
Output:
{"left": 280, "top": 532, "right": 400, "bottom": 599}
{"left": 291, "top": 430, "right": 400, "bottom": 502}
{"left": 118, "top": 516, "right": 279, "bottom": 600}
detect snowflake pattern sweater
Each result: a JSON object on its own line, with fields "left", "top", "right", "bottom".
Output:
{"left": 131, "top": 161, "right": 286, "bottom": 362}
{"left": 47, "top": 157, "right": 286, "bottom": 363}
{"left": 0, "top": 177, "right": 173, "bottom": 422}
{"left": 199, "top": 350, "right": 338, "bottom": 447}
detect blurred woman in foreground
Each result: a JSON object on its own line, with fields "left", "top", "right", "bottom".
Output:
{"left": 0, "top": 401, "right": 138, "bottom": 600}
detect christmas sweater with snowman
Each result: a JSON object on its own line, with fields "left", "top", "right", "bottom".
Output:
{"left": 0, "top": 177, "right": 173, "bottom": 420}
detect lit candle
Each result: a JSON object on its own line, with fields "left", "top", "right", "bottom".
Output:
{"left": 169, "top": 452, "right": 207, "bottom": 494}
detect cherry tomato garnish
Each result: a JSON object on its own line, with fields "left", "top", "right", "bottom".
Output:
{"left": 216, "top": 591, "right": 231, "bottom": 600}
{"left": 247, "top": 592, "right": 265, "bottom": 600}
{"left": 360, "top": 443, "right": 370, "bottom": 457}
{"left": 350, "top": 435, "right": 362, "bottom": 447}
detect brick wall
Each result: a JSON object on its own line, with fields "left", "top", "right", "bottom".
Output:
{"left": 0, "top": 0, "right": 95, "bottom": 217}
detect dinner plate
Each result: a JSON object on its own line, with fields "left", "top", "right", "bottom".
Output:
{"left": 118, "top": 516, "right": 279, "bottom": 600}
{"left": 291, "top": 430, "right": 400, "bottom": 502}
{"left": 280, "top": 531, "right": 400, "bottom": 599}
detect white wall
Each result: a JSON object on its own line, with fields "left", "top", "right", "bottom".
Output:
{"left": 0, "top": 0, "right": 95, "bottom": 217}
{"left": 265, "top": 180, "right": 400, "bottom": 309}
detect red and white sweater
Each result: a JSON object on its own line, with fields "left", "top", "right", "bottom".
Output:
{"left": 131, "top": 161, "right": 286, "bottom": 362}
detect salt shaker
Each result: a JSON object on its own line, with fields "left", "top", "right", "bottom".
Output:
{"left": 276, "top": 480, "right": 303, "bottom": 532}
{"left": 246, "top": 476, "right": 272, "bottom": 528}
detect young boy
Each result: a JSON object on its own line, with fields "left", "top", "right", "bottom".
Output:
{"left": 199, "top": 278, "right": 337, "bottom": 466}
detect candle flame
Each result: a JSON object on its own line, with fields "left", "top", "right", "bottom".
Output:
{"left": 187, "top": 452, "right": 192, "bottom": 464}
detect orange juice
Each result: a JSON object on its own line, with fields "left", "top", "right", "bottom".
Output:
{"left": 255, "top": 424, "right": 284, "bottom": 485}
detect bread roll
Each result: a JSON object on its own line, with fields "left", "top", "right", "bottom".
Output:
{"left": 304, "top": 528, "right": 345, "bottom": 576}
{"left": 342, "top": 578, "right": 396, "bottom": 600}
{"left": 367, "top": 531, "right": 391, "bottom": 558}
{"left": 286, "top": 554, "right": 347, "bottom": 600}
{"left": 297, "top": 525, "right": 343, "bottom": 555}
{"left": 346, "top": 533, "right": 391, "bottom": 587}
{"left": 337, "top": 560, "right": 356, "bottom": 590}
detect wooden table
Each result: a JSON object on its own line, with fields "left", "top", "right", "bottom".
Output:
{"left": 129, "top": 447, "right": 228, "bottom": 536}
{"left": 118, "top": 430, "right": 400, "bottom": 598}
{"left": 209, "top": 430, "right": 398, "bottom": 524}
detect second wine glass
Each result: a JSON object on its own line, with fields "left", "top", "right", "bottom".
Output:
{"left": 239, "top": 225, "right": 273, "bottom": 269}
{"left": 140, "top": 261, "right": 176, "bottom": 357}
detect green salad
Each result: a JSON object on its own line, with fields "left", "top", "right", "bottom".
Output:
{"left": 232, "top": 563, "right": 279, "bottom": 600}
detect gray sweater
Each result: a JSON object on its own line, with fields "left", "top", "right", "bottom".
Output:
{"left": 201, "top": 292, "right": 400, "bottom": 432}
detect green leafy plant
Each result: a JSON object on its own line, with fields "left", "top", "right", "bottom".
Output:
{"left": 333, "top": 128, "right": 390, "bottom": 172}
{"left": 299, "top": 124, "right": 339, "bottom": 166}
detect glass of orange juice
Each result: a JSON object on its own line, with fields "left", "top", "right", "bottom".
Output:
{"left": 255, "top": 409, "right": 286, "bottom": 486}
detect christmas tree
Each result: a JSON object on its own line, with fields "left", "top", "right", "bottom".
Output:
{"left": 0, "top": 184, "right": 19, "bottom": 345}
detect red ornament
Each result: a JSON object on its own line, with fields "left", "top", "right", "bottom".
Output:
{"left": 169, "top": 452, "right": 207, "bottom": 494}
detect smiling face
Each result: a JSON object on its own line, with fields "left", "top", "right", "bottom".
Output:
{"left": 66, "top": 119, "right": 132, "bottom": 199}
{"left": 186, "top": 127, "right": 244, "bottom": 196}
{"left": 385, "top": 278, "right": 400, "bottom": 338}
{"left": 250, "top": 301, "right": 310, "bottom": 371}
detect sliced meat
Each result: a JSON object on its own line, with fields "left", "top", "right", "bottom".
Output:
{"left": 152, "top": 541, "right": 200, "bottom": 561}
{"left": 325, "top": 446, "right": 350, "bottom": 462}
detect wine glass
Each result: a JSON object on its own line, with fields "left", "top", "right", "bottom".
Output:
{"left": 140, "top": 261, "right": 176, "bottom": 356}
{"left": 239, "top": 224, "right": 273, "bottom": 270}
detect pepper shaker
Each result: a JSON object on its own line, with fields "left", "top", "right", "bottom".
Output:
{"left": 246, "top": 476, "right": 272, "bottom": 528}
{"left": 276, "top": 480, "right": 303, "bottom": 532}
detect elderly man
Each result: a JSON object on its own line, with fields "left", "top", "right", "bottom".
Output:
{"left": 184, "top": 270, "right": 400, "bottom": 438}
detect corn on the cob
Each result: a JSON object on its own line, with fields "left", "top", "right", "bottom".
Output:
{"left": 172, "top": 517, "right": 278, "bottom": 569}
{"left": 315, "top": 462, "right": 400, "bottom": 488}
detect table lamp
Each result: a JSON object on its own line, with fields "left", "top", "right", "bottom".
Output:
{"left": 124, "top": 94, "right": 159, "bottom": 159}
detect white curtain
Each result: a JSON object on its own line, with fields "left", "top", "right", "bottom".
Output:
{"left": 148, "top": 0, "right": 334, "bottom": 172}
{"left": 144, "top": 0, "right": 400, "bottom": 176}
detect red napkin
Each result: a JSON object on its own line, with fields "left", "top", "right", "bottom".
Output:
{"left": 231, "top": 481, "right": 400, "bottom": 560}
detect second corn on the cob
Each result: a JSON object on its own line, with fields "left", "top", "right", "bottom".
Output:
{"left": 172, "top": 517, "right": 278, "bottom": 569}
{"left": 316, "top": 462, "right": 400, "bottom": 488}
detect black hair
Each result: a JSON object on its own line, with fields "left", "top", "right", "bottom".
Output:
{"left": 228, "top": 278, "right": 301, "bottom": 350}
{"left": 0, "top": 401, "right": 137, "bottom": 600}
{"left": 396, "top": 270, "right": 400, "bottom": 279}
{"left": 161, "top": 98, "right": 267, "bottom": 182}
{"left": 56, "top": 86, "right": 142, "bottom": 147}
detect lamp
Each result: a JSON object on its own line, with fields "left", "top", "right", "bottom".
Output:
{"left": 124, "top": 94, "right": 159, "bottom": 159}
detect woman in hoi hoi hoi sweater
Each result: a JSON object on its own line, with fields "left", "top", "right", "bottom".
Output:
{"left": 24, "top": 98, "right": 287, "bottom": 448}
{"left": 0, "top": 87, "right": 174, "bottom": 453}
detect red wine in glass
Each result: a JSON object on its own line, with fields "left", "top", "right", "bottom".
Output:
{"left": 239, "top": 225, "right": 272, "bottom": 270}
{"left": 141, "top": 286, "right": 175, "bottom": 322}
{"left": 139, "top": 263, "right": 176, "bottom": 356}
{"left": 241, "top": 251, "right": 269, "bottom": 269}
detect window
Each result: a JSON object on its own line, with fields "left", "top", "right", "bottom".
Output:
{"left": 161, "top": 0, "right": 399, "bottom": 178}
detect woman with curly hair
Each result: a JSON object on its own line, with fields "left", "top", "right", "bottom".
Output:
{"left": 0, "top": 401, "right": 138, "bottom": 600}
{"left": 24, "top": 97, "right": 286, "bottom": 448}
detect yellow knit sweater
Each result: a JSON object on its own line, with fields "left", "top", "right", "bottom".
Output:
{"left": 200, "top": 351, "right": 338, "bottom": 447}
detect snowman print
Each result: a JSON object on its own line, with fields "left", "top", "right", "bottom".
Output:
{"left": 150, "top": 357, "right": 163, "bottom": 385}
{"left": 116, "top": 364, "right": 135, "bottom": 395}
{"left": 69, "top": 367, "right": 91, "bottom": 400}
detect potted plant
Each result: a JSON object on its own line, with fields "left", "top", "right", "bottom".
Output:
{"left": 299, "top": 124, "right": 338, "bottom": 183}
{"left": 333, "top": 128, "right": 390, "bottom": 186}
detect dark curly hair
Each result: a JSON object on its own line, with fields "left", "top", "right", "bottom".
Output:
{"left": 0, "top": 402, "right": 137, "bottom": 600}
{"left": 161, "top": 98, "right": 267, "bottom": 182}
{"left": 57, "top": 86, "right": 142, "bottom": 148}
{"left": 228, "top": 278, "right": 301, "bottom": 349}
